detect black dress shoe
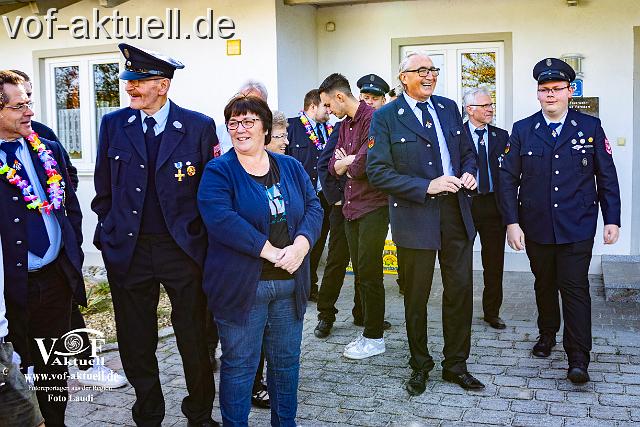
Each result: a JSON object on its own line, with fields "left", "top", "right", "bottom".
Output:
{"left": 567, "top": 366, "right": 590, "bottom": 384}
{"left": 442, "top": 370, "right": 485, "bottom": 390}
{"left": 314, "top": 320, "right": 333, "bottom": 338}
{"left": 188, "top": 419, "right": 220, "bottom": 427}
{"left": 483, "top": 316, "right": 506, "bottom": 330}
{"left": 406, "top": 369, "right": 429, "bottom": 396}
{"left": 532, "top": 334, "right": 556, "bottom": 358}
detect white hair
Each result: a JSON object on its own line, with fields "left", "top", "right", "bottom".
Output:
{"left": 238, "top": 79, "right": 268, "bottom": 101}
{"left": 462, "top": 87, "right": 492, "bottom": 108}
{"left": 398, "top": 51, "right": 432, "bottom": 74}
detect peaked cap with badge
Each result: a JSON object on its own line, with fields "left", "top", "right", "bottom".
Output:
{"left": 357, "top": 74, "right": 390, "bottom": 97}
{"left": 119, "top": 43, "right": 185, "bottom": 80}
{"left": 533, "top": 57, "right": 576, "bottom": 83}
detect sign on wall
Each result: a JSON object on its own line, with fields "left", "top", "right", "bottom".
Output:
{"left": 569, "top": 97, "right": 599, "bottom": 117}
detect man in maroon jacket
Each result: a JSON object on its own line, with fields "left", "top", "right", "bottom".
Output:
{"left": 320, "top": 73, "right": 389, "bottom": 360}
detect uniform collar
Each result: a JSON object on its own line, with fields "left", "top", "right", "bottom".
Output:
{"left": 468, "top": 121, "right": 488, "bottom": 133}
{"left": 403, "top": 92, "right": 435, "bottom": 111}
{"left": 541, "top": 109, "right": 568, "bottom": 127}
{"left": 140, "top": 99, "right": 171, "bottom": 130}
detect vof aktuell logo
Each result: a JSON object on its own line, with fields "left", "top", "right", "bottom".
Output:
{"left": 35, "top": 328, "right": 106, "bottom": 367}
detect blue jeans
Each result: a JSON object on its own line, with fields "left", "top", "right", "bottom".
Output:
{"left": 217, "top": 279, "right": 303, "bottom": 427}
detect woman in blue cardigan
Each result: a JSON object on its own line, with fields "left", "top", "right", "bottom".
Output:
{"left": 198, "top": 95, "right": 322, "bottom": 426}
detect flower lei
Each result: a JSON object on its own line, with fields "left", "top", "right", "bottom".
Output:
{"left": 299, "top": 112, "right": 333, "bottom": 150}
{"left": 0, "top": 132, "right": 65, "bottom": 214}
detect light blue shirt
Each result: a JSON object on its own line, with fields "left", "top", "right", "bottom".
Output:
{"left": 0, "top": 138, "right": 62, "bottom": 271}
{"left": 140, "top": 99, "right": 171, "bottom": 136}
{"left": 0, "top": 234, "right": 7, "bottom": 338}
{"left": 468, "top": 121, "right": 494, "bottom": 192}
{"left": 542, "top": 110, "right": 568, "bottom": 137}
{"left": 403, "top": 93, "right": 454, "bottom": 176}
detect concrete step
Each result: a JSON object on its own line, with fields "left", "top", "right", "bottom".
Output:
{"left": 602, "top": 255, "right": 640, "bottom": 302}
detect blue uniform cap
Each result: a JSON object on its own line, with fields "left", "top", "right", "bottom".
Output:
{"left": 533, "top": 58, "right": 576, "bottom": 83}
{"left": 118, "top": 43, "right": 184, "bottom": 81}
{"left": 357, "top": 74, "right": 390, "bottom": 97}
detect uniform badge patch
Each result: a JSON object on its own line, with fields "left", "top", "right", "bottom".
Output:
{"left": 368, "top": 136, "right": 375, "bottom": 149}
{"left": 604, "top": 138, "right": 612, "bottom": 155}
{"left": 504, "top": 142, "right": 510, "bottom": 155}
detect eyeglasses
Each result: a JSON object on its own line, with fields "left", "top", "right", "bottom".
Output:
{"left": 537, "top": 86, "right": 570, "bottom": 95}
{"left": 2, "top": 101, "right": 34, "bottom": 112}
{"left": 126, "top": 78, "right": 166, "bottom": 87}
{"left": 403, "top": 67, "right": 440, "bottom": 77}
{"left": 469, "top": 103, "right": 495, "bottom": 110}
{"left": 271, "top": 133, "right": 288, "bottom": 140}
{"left": 227, "top": 117, "right": 261, "bottom": 130}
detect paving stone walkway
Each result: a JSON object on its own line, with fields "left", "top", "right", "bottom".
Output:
{"left": 65, "top": 271, "right": 640, "bottom": 426}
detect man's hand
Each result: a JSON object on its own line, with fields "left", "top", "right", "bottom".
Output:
{"left": 507, "top": 223, "right": 526, "bottom": 251}
{"left": 274, "top": 236, "right": 311, "bottom": 274}
{"left": 460, "top": 172, "right": 477, "bottom": 190}
{"left": 603, "top": 224, "right": 619, "bottom": 245}
{"left": 427, "top": 175, "right": 464, "bottom": 195}
{"left": 333, "top": 148, "right": 356, "bottom": 175}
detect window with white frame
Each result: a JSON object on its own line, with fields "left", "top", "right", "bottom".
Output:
{"left": 44, "top": 54, "right": 126, "bottom": 167}
{"left": 400, "top": 42, "right": 505, "bottom": 128}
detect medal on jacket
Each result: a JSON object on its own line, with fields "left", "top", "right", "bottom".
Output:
{"left": 174, "top": 162, "right": 184, "bottom": 182}
{"left": 186, "top": 161, "right": 196, "bottom": 176}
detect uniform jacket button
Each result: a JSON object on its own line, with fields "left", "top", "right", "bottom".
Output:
{"left": 401, "top": 138, "right": 406, "bottom": 142}
{"left": 554, "top": 204, "right": 558, "bottom": 208}
{"left": 428, "top": 161, "right": 433, "bottom": 165}
{"left": 528, "top": 151, "right": 532, "bottom": 155}
{"left": 14, "top": 218, "right": 19, "bottom": 223}
{"left": 427, "top": 144, "right": 431, "bottom": 148}
{"left": 555, "top": 170, "right": 559, "bottom": 175}
{"left": 16, "top": 263, "right": 22, "bottom": 267}
{"left": 16, "top": 240, "right": 22, "bottom": 245}
{"left": 136, "top": 187, "right": 142, "bottom": 192}
{"left": 140, "top": 164, "right": 145, "bottom": 169}
{"left": 128, "top": 232, "right": 134, "bottom": 237}
{"left": 554, "top": 154, "right": 559, "bottom": 158}
{"left": 393, "top": 202, "right": 398, "bottom": 207}
{"left": 12, "top": 196, "right": 18, "bottom": 201}
{"left": 132, "top": 210, "right": 138, "bottom": 214}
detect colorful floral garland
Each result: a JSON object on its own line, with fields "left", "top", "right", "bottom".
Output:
{"left": 299, "top": 112, "right": 333, "bottom": 150}
{"left": 0, "top": 132, "right": 65, "bottom": 214}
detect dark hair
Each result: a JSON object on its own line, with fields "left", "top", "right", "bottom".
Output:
{"left": 303, "top": 89, "right": 321, "bottom": 110}
{"left": 10, "top": 69, "right": 30, "bottom": 82}
{"left": 0, "top": 70, "right": 25, "bottom": 109}
{"left": 224, "top": 95, "right": 272, "bottom": 144}
{"left": 318, "top": 73, "right": 352, "bottom": 97}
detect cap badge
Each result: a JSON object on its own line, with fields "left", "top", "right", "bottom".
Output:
{"left": 128, "top": 115, "right": 136, "bottom": 123}
{"left": 370, "top": 75, "right": 375, "bottom": 82}
{"left": 124, "top": 48, "right": 130, "bottom": 58}
{"left": 546, "top": 58, "right": 552, "bottom": 66}
{"left": 173, "top": 121, "right": 183, "bottom": 129}
{"left": 126, "top": 61, "right": 131, "bottom": 67}
{"left": 398, "top": 108, "right": 404, "bottom": 115}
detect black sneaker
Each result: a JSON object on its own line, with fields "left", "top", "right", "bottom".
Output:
{"left": 406, "top": 369, "right": 428, "bottom": 396}
{"left": 314, "top": 320, "right": 333, "bottom": 338}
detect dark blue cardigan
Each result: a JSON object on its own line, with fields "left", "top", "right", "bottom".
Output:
{"left": 197, "top": 150, "right": 323, "bottom": 324}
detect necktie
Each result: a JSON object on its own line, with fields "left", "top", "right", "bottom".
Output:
{"left": 548, "top": 122, "right": 561, "bottom": 143}
{"left": 416, "top": 102, "right": 444, "bottom": 176}
{"left": 475, "top": 128, "right": 490, "bottom": 194}
{"left": 315, "top": 123, "right": 325, "bottom": 148}
{"left": 1, "top": 140, "right": 50, "bottom": 258}
{"left": 144, "top": 116, "right": 157, "bottom": 140}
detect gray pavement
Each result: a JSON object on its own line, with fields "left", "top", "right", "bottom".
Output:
{"left": 66, "top": 271, "right": 640, "bottom": 426}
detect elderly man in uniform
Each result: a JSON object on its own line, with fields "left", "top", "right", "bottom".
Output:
{"left": 0, "top": 70, "right": 85, "bottom": 426}
{"left": 367, "top": 52, "right": 484, "bottom": 395}
{"left": 92, "top": 44, "right": 219, "bottom": 426}
{"left": 499, "top": 58, "right": 621, "bottom": 383}
{"left": 287, "top": 89, "right": 333, "bottom": 302}
{"left": 463, "top": 87, "right": 509, "bottom": 329}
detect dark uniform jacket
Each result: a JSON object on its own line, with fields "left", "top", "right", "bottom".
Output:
{"left": 317, "top": 122, "right": 344, "bottom": 205}
{"left": 91, "top": 101, "right": 218, "bottom": 278}
{"left": 464, "top": 121, "right": 509, "bottom": 194}
{"left": 0, "top": 137, "right": 85, "bottom": 308}
{"left": 286, "top": 116, "right": 333, "bottom": 190}
{"left": 366, "top": 94, "right": 477, "bottom": 250}
{"left": 498, "top": 109, "right": 621, "bottom": 244}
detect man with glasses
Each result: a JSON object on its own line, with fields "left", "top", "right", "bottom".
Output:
{"left": 0, "top": 70, "right": 85, "bottom": 426}
{"left": 287, "top": 89, "right": 333, "bottom": 302}
{"left": 367, "top": 52, "right": 483, "bottom": 395}
{"left": 498, "top": 58, "right": 621, "bottom": 384}
{"left": 462, "top": 87, "right": 509, "bottom": 330}
{"left": 92, "top": 44, "right": 220, "bottom": 426}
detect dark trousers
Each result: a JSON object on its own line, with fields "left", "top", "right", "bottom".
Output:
{"left": 109, "top": 234, "right": 214, "bottom": 426}
{"left": 525, "top": 238, "right": 594, "bottom": 366}
{"left": 309, "top": 191, "right": 331, "bottom": 293}
{"left": 471, "top": 193, "right": 506, "bottom": 319}
{"left": 317, "top": 203, "right": 363, "bottom": 323}
{"left": 344, "top": 206, "right": 388, "bottom": 339}
{"left": 398, "top": 195, "right": 473, "bottom": 374}
{"left": 6, "top": 255, "right": 73, "bottom": 427}
{"left": 71, "top": 304, "right": 92, "bottom": 370}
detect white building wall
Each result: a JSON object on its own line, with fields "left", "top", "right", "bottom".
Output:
{"left": 316, "top": 0, "right": 640, "bottom": 271}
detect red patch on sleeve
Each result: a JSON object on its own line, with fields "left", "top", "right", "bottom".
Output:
{"left": 213, "top": 144, "right": 222, "bottom": 158}
{"left": 604, "top": 138, "right": 612, "bottom": 155}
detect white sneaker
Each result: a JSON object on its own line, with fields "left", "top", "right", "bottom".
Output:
{"left": 344, "top": 334, "right": 365, "bottom": 351}
{"left": 343, "top": 336, "right": 385, "bottom": 360}
{"left": 77, "top": 364, "right": 128, "bottom": 388}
